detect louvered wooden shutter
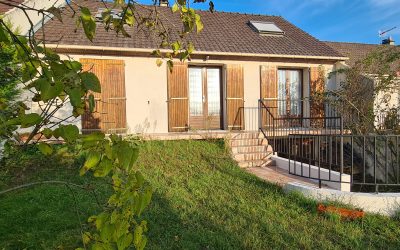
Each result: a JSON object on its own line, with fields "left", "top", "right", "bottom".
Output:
{"left": 310, "top": 66, "right": 325, "bottom": 127}
{"left": 226, "top": 65, "right": 244, "bottom": 130}
{"left": 81, "top": 59, "right": 126, "bottom": 134}
{"left": 260, "top": 65, "right": 278, "bottom": 126}
{"left": 167, "top": 63, "right": 189, "bottom": 132}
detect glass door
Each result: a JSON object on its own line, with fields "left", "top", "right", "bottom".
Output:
{"left": 277, "top": 69, "right": 302, "bottom": 117}
{"left": 189, "top": 67, "right": 222, "bottom": 130}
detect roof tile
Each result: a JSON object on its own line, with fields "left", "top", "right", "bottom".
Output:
{"left": 38, "top": 0, "right": 343, "bottom": 58}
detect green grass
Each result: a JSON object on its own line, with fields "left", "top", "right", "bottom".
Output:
{"left": 1, "top": 140, "right": 400, "bottom": 249}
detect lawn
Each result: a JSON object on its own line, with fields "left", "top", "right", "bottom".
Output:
{"left": 1, "top": 139, "right": 400, "bottom": 249}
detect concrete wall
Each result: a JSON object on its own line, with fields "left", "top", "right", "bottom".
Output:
{"left": 271, "top": 155, "right": 351, "bottom": 191}
{"left": 41, "top": 53, "right": 339, "bottom": 135}
{"left": 4, "top": 0, "right": 63, "bottom": 35}
{"left": 284, "top": 182, "right": 400, "bottom": 216}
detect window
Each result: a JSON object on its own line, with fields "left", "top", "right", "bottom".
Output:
{"left": 277, "top": 69, "right": 302, "bottom": 116}
{"left": 249, "top": 21, "right": 284, "bottom": 36}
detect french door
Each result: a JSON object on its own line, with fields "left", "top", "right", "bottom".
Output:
{"left": 277, "top": 69, "right": 303, "bottom": 117}
{"left": 188, "top": 67, "right": 222, "bottom": 130}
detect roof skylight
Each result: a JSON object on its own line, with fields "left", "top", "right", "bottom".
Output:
{"left": 249, "top": 21, "right": 284, "bottom": 36}
{"left": 95, "top": 8, "right": 122, "bottom": 22}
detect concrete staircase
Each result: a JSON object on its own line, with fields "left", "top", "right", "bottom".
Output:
{"left": 229, "top": 132, "right": 274, "bottom": 168}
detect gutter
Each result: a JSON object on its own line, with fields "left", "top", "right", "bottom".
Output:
{"left": 46, "top": 44, "right": 349, "bottom": 61}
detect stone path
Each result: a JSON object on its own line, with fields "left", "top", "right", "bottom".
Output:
{"left": 246, "top": 166, "right": 324, "bottom": 188}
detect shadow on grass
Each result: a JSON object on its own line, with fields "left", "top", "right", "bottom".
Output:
{"left": 143, "top": 192, "right": 246, "bottom": 249}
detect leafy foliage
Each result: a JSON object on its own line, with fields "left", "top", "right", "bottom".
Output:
{"left": 326, "top": 46, "right": 400, "bottom": 134}
{"left": 0, "top": 0, "right": 214, "bottom": 249}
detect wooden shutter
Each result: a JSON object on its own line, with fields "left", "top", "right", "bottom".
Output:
{"left": 310, "top": 66, "right": 325, "bottom": 126}
{"left": 260, "top": 65, "right": 278, "bottom": 125}
{"left": 226, "top": 65, "right": 244, "bottom": 130}
{"left": 81, "top": 59, "right": 126, "bottom": 134}
{"left": 167, "top": 62, "right": 189, "bottom": 132}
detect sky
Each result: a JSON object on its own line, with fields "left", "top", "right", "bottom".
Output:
{"left": 142, "top": 0, "right": 400, "bottom": 44}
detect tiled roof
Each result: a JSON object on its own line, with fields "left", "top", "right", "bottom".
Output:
{"left": 324, "top": 41, "right": 383, "bottom": 66}
{"left": 38, "top": 0, "right": 344, "bottom": 59}
{"left": 0, "top": 0, "right": 24, "bottom": 14}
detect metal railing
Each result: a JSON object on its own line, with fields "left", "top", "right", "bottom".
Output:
{"left": 286, "top": 134, "right": 400, "bottom": 192}
{"left": 256, "top": 98, "right": 400, "bottom": 192}
{"left": 232, "top": 107, "right": 260, "bottom": 132}
{"left": 258, "top": 99, "right": 344, "bottom": 154}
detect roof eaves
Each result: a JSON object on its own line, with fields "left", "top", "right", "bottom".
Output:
{"left": 46, "top": 44, "right": 349, "bottom": 61}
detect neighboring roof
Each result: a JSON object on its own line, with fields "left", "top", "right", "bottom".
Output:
{"left": 38, "top": 0, "right": 344, "bottom": 59}
{"left": 0, "top": 0, "right": 24, "bottom": 14}
{"left": 324, "top": 41, "right": 382, "bottom": 66}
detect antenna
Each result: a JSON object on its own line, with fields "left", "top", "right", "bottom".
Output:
{"left": 379, "top": 26, "right": 397, "bottom": 38}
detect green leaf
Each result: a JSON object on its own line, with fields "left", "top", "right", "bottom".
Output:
{"left": 172, "top": 3, "right": 179, "bottom": 12}
{"left": 81, "top": 72, "right": 101, "bottom": 92}
{"left": 6, "top": 117, "right": 21, "bottom": 126}
{"left": 80, "top": 7, "right": 92, "bottom": 21}
{"left": 187, "top": 43, "right": 195, "bottom": 54}
{"left": 80, "top": 7, "right": 96, "bottom": 41}
{"left": 62, "top": 124, "right": 79, "bottom": 143}
{"left": 42, "top": 128, "right": 53, "bottom": 139}
{"left": 80, "top": 151, "right": 101, "bottom": 175}
{"left": 129, "top": 147, "right": 139, "bottom": 167}
{"left": 88, "top": 94, "right": 96, "bottom": 112}
{"left": 82, "top": 232, "right": 91, "bottom": 245}
{"left": 117, "top": 233, "right": 133, "bottom": 250}
{"left": 195, "top": 14, "right": 203, "bottom": 33}
{"left": 0, "top": 24, "right": 10, "bottom": 43}
{"left": 82, "top": 132, "right": 105, "bottom": 142}
{"left": 100, "top": 222, "right": 114, "bottom": 242}
{"left": 41, "top": 81, "right": 64, "bottom": 102}
{"left": 67, "top": 88, "right": 82, "bottom": 107}
{"left": 20, "top": 113, "right": 42, "bottom": 128}
{"left": 156, "top": 59, "right": 163, "bottom": 67}
{"left": 93, "top": 158, "right": 113, "bottom": 177}
{"left": 37, "top": 143, "right": 53, "bottom": 155}
{"left": 116, "top": 142, "right": 134, "bottom": 170}
{"left": 65, "top": 61, "right": 82, "bottom": 71}
{"left": 171, "top": 41, "right": 181, "bottom": 52}
{"left": 133, "top": 225, "right": 146, "bottom": 250}
{"left": 21, "top": 61, "right": 39, "bottom": 82}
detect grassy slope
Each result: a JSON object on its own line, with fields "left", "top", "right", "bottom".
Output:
{"left": 1, "top": 140, "right": 400, "bottom": 249}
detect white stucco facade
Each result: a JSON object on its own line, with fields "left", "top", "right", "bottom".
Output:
{"left": 53, "top": 52, "right": 339, "bottom": 135}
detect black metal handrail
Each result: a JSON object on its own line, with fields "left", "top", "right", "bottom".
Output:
{"left": 287, "top": 134, "right": 400, "bottom": 192}
{"left": 258, "top": 99, "right": 344, "bottom": 156}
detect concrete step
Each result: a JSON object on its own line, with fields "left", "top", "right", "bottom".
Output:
{"left": 234, "top": 152, "right": 273, "bottom": 162}
{"left": 232, "top": 145, "right": 266, "bottom": 154}
{"left": 232, "top": 145, "right": 274, "bottom": 154}
{"left": 230, "top": 138, "right": 268, "bottom": 147}
{"left": 231, "top": 132, "right": 262, "bottom": 140}
{"left": 238, "top": 159, "right": 275, "bottom": 168}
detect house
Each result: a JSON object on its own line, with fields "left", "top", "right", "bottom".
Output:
{"left": 0, "top": 0, "right": 63, "bottom": 35}
{"left": 36, "top": 0, "right": 347, "bottom": 136}
{"left": 325, "top": 41, "right": 400, "bottom": 128}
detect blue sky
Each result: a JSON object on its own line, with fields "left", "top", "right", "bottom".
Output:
{"left": 142, "top": 0, "right": 400, "bottom": 44}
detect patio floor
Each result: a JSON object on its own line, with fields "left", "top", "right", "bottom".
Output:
{"left": 246, "top": 166, "right": 327, "bottom": 188}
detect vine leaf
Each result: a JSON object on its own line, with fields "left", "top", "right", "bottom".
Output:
{"left": 80, "top": 151, "right": 101, "bottom": 176}
{"left": 80, "top": 7, "right": 96, "bottom": 42}
{"left": 20, "top": 113, "right": 42, "bottom": 128}
{"left": 81, "top": 72, "right": 101, "bottom": 92}
{"left": 37, "top": 143, "right": 53, "bottom": 155}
